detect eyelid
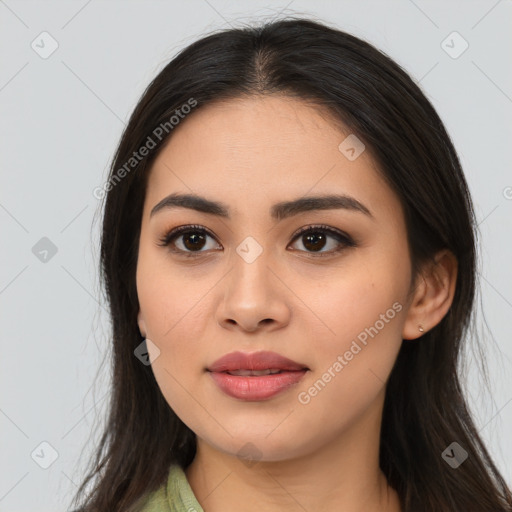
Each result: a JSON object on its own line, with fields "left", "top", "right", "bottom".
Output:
{"left": 157, "top": 224, "right": 221, "bottom": 249}
{"left": 290, "top": 224, "right": 353, "bottom": 244}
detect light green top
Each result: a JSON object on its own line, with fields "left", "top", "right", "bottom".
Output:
{"left": 139, "top": 464, "right": 204, "bottom": 512}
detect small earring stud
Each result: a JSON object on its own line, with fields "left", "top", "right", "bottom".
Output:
{"left": 418, "top": 325, "right": 424, "bottom": 333}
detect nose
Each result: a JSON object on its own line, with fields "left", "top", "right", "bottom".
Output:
{"left": 215, "top": 251, "right": 291, "bottom": 333}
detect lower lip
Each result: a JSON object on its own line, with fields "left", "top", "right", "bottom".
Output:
{"left": 209, "top": 370, "right": 308, "bottom": 401}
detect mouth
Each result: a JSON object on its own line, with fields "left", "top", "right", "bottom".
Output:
{"left": 223, "top": 368, "right": 290, "bottom": 376}
{"left": 207, "top": 350, "right": 309, "bottom": 373}
{"left": 207, "top": 351, "right": 309, "bottom": 401}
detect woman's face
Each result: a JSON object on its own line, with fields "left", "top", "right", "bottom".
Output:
{"left": 136, "top": 95, "right": 414, "bottom": 461}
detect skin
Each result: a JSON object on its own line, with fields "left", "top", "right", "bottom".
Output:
{"left": 136, "top": 95, "right": 457, "bottom": 512}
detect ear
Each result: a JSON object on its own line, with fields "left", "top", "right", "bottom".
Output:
{"left": 137, "top": 310, "right": 147, "bottom": 338}
{"left": 402, "top": 249, "right": 458, "bottom": 340}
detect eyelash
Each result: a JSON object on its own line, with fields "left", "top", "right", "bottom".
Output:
{"left": 157, "top": 224, "right": 356, "bottom": 258}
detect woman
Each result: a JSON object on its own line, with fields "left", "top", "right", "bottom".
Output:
{"left": 70, "top": 17, "right": 512, "bottom": 512}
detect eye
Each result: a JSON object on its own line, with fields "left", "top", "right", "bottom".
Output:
{"left": 288, "top": 224, "right": 355, "bottom": 257}
{"left": 158, "top": 223, "right": 355, "bottom": 258}
{"left": 157, "top": 224, "right": 221, "bottom": 256}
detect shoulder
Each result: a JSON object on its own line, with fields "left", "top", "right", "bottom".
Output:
{"left": 140, "top": 463, "right": 203, "bottom": 512}
{"left": 137, "top": 477, "right": 170, "bottom": 512}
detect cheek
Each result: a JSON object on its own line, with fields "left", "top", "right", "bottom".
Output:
{"left": 136, "top": 256, "right": 218, "bottom": 419}
{"left": 136, "top": 247, "right": 214, "bottom": 345}
{"left": 293, "top": 263, "right": 406, "bottom": 406}
{"left": 137, "top": 258, "right": 214, "bottom": 428}
{"left": 302, "top": 265, "right": 406, "bottom": 347}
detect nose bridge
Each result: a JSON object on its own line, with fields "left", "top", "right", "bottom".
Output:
{"left": 216, "top": 237, "right": 291, "bottom": 332}
{"left": 228, "top": 239, "right": 273, "bottom": 304}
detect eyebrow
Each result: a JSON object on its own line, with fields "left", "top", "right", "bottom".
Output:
{"left": 150, "top": 192, "right": 373, "bottom": 221}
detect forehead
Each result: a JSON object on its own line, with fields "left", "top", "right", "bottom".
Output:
{"left": 144, "top": 95, "right": 402, "bottom": 223}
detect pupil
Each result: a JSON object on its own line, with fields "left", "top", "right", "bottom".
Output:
{"left": 184, "top": 233, "right": 206, "bottom": 251}
{"left": 303, "top": 232, "right": 326, "bottom": 251}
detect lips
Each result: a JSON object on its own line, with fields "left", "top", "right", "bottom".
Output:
{"left": 207, "top": 350, "right": 308, "bottom": 373}
{"left": 207, "top": 351, "right": 309, "bottom": 401}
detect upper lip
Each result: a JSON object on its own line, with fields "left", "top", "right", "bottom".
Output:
{"left": 207, "top": 350, "right": 309, "bottom": 372}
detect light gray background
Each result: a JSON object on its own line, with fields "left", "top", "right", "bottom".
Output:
{"left": 1, "top": 1, "right": 511, "bottom": 510}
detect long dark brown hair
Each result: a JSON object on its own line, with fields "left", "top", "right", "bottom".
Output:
{"left": 69, "top": 16, "right": 512, "bottom": 512}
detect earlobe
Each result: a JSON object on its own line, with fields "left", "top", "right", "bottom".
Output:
{"left": 402, "top": 249, "right": 458, "bottom": 340}
{"left": 137, "top": 310, "right": 147, "bottom": 338}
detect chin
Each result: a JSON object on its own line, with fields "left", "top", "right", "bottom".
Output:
{"left": 204, "top": 431, "right": 315, "bottom": 465}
